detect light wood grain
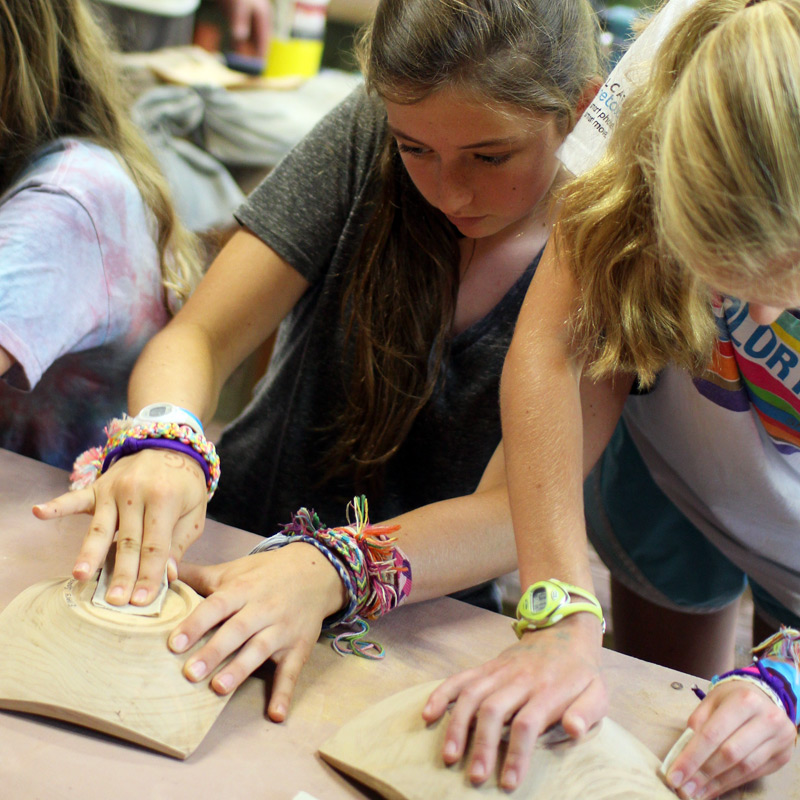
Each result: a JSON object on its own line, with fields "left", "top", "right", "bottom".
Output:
{"left": 319, "top": 679, "right": 676, "bottom": 799}
{"left": 0, "top": 576, "right": 231, "bottom": 759}
{"left": 0, "top": 449, "right": 782, "bottom": 798}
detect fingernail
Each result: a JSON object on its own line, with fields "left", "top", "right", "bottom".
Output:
{"left": 170, "top": 634, "right": 188, "bottom": 652}
{"left": 572, "top": 717, "right": 586, "bottom": 736}
{"left": 186, "top": 660, "right": 206, "bottom": 680}
{"left": 444, "top": 740, "right": 458, "bottom": 760}
{"left": 683, "top": 780, "right": 697, "bottom": 798}
{"left": 74, "top": 562, "right": 90, "bottom": 576}
{"left": 132, "top": 589, "right": 148, "bottom": 604}
{"left": 694, "top": 787, "right": 708, "bottom": 800}
{"left": 502, "top": 769, "right": 517, "bottom": 788}
{"left": 108, "top": 586, "right": 124, "bottom": 600}
{"left": 167, "top": 557, "right": 178, "bottom": 581}
{"left": 470, "top": 760, "right": 485, "bottom": 781}
{"left": 215, "top": 673, "right": 234, "bottom": 692}
{"left": 422, "top": 702, "right": 432, "bottom": 715}
{"left": 668, "top": 771, "right": 683, "bottom": 788}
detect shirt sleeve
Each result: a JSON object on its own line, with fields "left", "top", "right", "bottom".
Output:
{"left": 0, "top": 183, "right": 110, "bottom": 390}
{"left": 234, "top": 86, "right": 386, "bottom": 284}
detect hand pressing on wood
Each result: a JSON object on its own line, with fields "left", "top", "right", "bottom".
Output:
{"left": 422, "top": 613, "right": 607, "bottom": 791}
{"left": 33, "top": 448, "right": 208, "bottom": 606}
{"left": 169, "top": 543, "right": 348, "bottom": 720}
{"left": 663, "top": 680, "right": 796, "bottom": 800}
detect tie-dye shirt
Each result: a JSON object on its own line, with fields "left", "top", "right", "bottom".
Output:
{"left": 623, "top": 296, "right": 800, "bottom": 615}
{"left": 0, "top": 138, "right": 168, "bottom": 469}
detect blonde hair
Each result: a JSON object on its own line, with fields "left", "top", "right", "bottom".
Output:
{"left": 0, "top": 0, "right": 201, "bottom": 306}
{"left": 557, "top": 0, "right": 800, "bottom": 386}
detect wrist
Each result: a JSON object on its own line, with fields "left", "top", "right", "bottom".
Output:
{"left": 514, "top": 579, "right": 605, "bottom": 639}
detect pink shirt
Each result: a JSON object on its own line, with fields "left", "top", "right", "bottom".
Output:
{"left": 0, "top": 138, "right": 169, "bottom": 468}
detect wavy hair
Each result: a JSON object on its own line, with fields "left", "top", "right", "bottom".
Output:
{"left": 558, "top": 0, "right": 800, "bottom": 386}
{"left": 0, "top": 0, "right": 201, "bottom": 306}
{"left": 325, "top": 0, "right": 602, "bottom": 492}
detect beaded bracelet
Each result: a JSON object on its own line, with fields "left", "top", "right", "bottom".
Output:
{"left": 70, "top": 415, "right": 220, "bottom": 500}
{"left": 694, "top": 626, "right": 800, "bottom": 729}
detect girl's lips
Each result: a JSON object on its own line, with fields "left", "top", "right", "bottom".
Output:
{"left": 446, "top": 214, "right": 486, "bottom": 226}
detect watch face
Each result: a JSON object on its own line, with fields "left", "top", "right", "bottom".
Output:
{"left": 143, "top": 404, "right": 172, "bottom": 418}
{"left": 531, "top": 587, "right": 549, "bottom": 614}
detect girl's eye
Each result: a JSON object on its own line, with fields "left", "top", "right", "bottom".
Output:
{"left": 397, "top": 142, "right": 428, "bottom": 157}
{"left": 475, "top": 153, "right": 512, "bottom": 166}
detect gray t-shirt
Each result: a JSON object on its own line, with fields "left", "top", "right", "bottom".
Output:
{"left": 210, "top": 87, "right": 541, "bottom": 552}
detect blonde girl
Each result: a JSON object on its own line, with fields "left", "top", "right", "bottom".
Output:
{"left": 428, "top": 0, "right": 800, "bottom": 797}
{"left": 0, "top": 0, "right": 200, "bottom": 467}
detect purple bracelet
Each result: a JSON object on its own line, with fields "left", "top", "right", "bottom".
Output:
{"left": 102, "top": 437, "right": 211, "bottom": 485}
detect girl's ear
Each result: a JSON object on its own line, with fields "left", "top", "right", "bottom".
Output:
{"left": 573, "top": 76, "right": 604, "bottom": 127}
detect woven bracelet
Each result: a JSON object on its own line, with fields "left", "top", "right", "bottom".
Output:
{"left": 103, "top": 437, "right": 211, "bottom": 486}
{"left": 274, "top": 496, "right": 413, "bottom": 659}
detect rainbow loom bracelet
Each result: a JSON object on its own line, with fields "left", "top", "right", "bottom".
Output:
{"left": 70, "top": 416, "right": 220, "bottom": 500}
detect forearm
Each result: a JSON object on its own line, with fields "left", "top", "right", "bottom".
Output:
{"left": 128, "top": 229, "right": 311, "bottom": 425}
{"left": 503, "top": 346, "right": 591, "bottom": 589}
{"left": 382, "top": 484, "right": 516, "bottom": 605}
{"left": 128, "top": 320, "right": 224, "bottom": 425}
{"left": 499, "top": 243, "right": 629, "bottom": 592}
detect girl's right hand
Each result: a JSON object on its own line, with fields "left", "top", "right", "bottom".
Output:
{"left": 422, "top": 613, "right": 607, "bottom": 791}
{"left": 32, "top": 447, "right": 208, "bottom": 607}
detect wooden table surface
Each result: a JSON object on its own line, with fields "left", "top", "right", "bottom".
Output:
{"left": 0, "top": 449, "right": 789, "bottom": 799}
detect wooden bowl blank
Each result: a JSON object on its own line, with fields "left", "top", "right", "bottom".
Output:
{"left": 0, "top": 576, "right": 232, "bottom": 758}
{"left": 319, "top": 679, "right": 676, "bottom": 799}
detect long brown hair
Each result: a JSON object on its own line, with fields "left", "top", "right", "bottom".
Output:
{"left": 0, "top": 0, "right": 201, "bottom": 305}
{"left": 558, "top": 0, "right": 800, "bottom": 387}
{"left": 326, "top": 0, "right": 602, "bottom": 492}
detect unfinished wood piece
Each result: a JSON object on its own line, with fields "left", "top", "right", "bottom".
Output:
{"left": 0, "top": 576, "right": 232, "bottom": 758}
{"left": 319, "top": 679, "right": 677, "bottom": 799}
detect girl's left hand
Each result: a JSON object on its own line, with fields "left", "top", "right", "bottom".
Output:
{"left": 665, "top": 680, "right": 796, "bottom": 799}
{"left": 169, "top": 543, "right": 346, "bottom": 721}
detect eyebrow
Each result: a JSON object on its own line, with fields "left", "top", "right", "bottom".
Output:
{"left": 388, "top": 126, "right": 518, "bottom": 149}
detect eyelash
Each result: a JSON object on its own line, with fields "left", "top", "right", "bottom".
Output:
{"left": 396, "top": 142, "right": 511, "bottom": 166}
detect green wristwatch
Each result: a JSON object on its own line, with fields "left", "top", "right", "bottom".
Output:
{"left": 513, "top": 579, "right": 605, "bottom": 639}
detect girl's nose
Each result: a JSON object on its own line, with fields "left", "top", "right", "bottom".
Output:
{"left": 435, "top": 164, "right": 473, "bottom": 215}
{"left": 748, "top": 302, "right": 785, "bottom": 326}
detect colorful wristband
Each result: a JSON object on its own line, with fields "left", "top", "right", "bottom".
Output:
{"left": 70, "top": 415, "right": 220, "bottom": 500}
{"left": 694, "top": 626, "right": 800, "bottom": 729}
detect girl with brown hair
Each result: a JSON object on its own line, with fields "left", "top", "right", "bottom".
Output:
{"left": 36, "top": 0, "right": 604, "bottom": 724}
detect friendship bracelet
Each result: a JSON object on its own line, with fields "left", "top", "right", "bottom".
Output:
{"left": 70, "top": 415, "right": 220, "bottom": 500}
{"left": 694, "top": 626, "right": 800, "bottom": 729}
{"left": 270, "top": 496, "right": 412, "bottom": 659}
